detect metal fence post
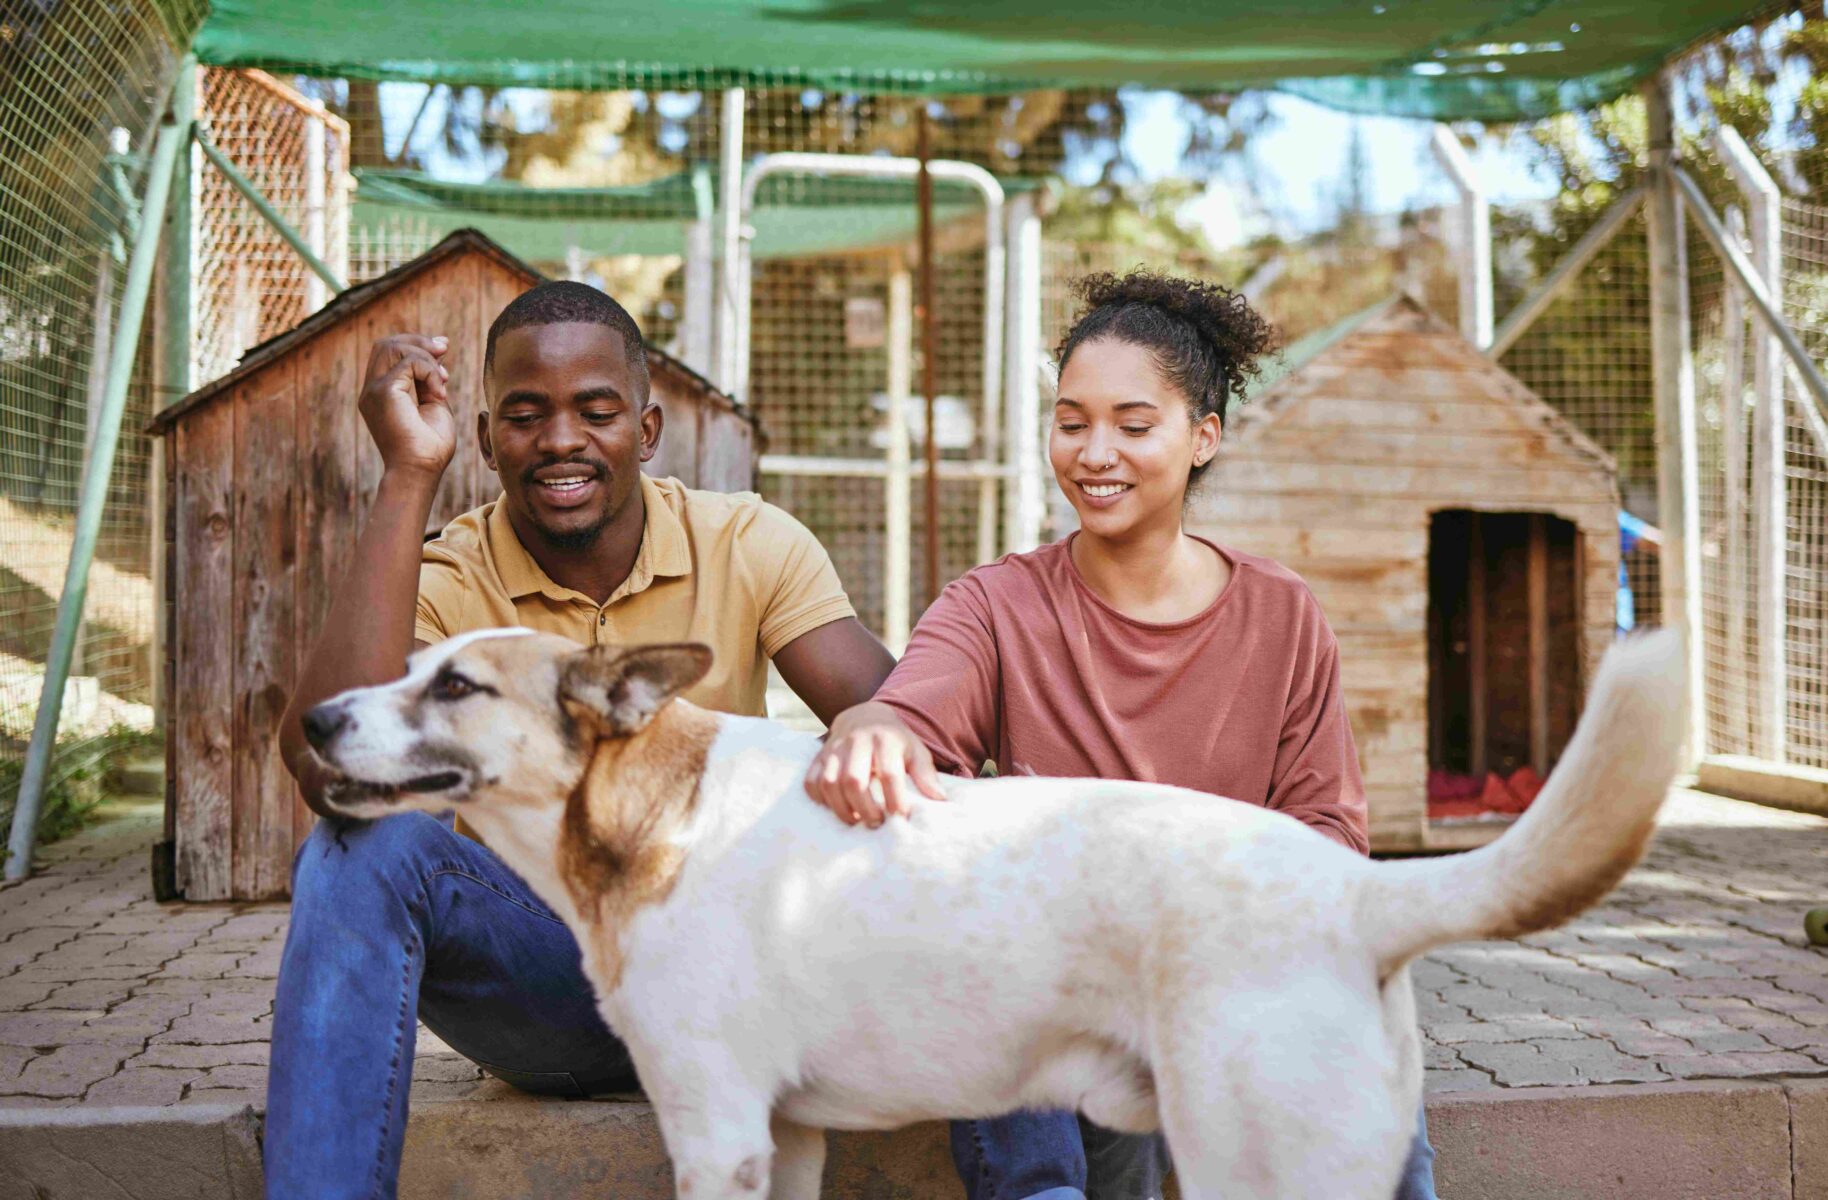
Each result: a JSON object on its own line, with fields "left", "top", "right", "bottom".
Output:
{"left": 1430, "top": 125, "right": 1492, "bottom": 349}
{"left": 1643, "top": 75, "right": 1707, "bottom": 767}
{"left": 1002, "top": 191, "right": 1045, "bottom": 554}
{"left": 151, "top": 58, "right": 197, "bottom": 730}
{"left": 1715, "top": 125, "right": 1788, "bottom": 763}
{"left": 716, "top": 87, "right": 746, "bottom": 396}
{"left": 885, "top": 266, "right": 914, "bottom": 652}
{"left": 6, "top": 80, "right": 190, "bottom": 880}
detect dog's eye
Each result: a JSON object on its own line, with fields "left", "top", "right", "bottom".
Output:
{"left": 430, "top": 672, "right": 477, "bottom": 701}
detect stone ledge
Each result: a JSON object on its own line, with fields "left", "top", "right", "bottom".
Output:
{"left": 2, "top": 1080, "right": 1822, "bottom": 1199}
{"left": 1430, "top": 1080, "right": 1793, "bottom": 1200}
{"left": 0, "top": 1103, "right": 263, "bottom": 1200}
{"left": 1698, "top": 755, "right": 1828, "bottom": 817}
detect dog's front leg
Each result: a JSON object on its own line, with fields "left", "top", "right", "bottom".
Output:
{"left": 631, "top": 1043, "right": 781, "bottom": 1200}
{"left": 768, "top": 1112, "right": 825, "bottom": 1200}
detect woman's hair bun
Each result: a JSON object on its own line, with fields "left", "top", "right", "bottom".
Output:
{"left": 1057, "top": 268, "right": 1279, "bottom": 453}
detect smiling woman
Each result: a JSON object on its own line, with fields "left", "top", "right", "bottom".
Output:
{"left": 805, "top": 270, "right": 1445, "bottom": 1200}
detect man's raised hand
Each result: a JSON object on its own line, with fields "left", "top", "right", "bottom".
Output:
{"left": 359, "top": 334, "right": 457, "bottom": 481}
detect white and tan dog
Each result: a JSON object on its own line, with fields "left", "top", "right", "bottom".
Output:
{"left": 303, "top": 627, "right": 1685, "bottom": 1200}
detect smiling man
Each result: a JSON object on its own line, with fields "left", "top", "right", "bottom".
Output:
{"left": 265, "top": 281, "right": 894, "bottom": 1199}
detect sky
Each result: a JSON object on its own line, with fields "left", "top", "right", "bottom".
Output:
{"left": 382, "top": 81, "right": 1564, "bottom": 252}
{"left": 1116, "top": 89, "right": 1559, "bottom": 247}
{"left": 375, "top": 6, "right": 1814, "bottom": 256}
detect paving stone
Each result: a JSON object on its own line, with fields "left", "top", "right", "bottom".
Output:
{"left": 195, "top": 1062, "right": 267, "bottom": 1091}
{"left": 1543, "top": 1040, "right": 1673, "bottom": 1084}
{"left": 154, "top": 1011, "right": 272, "bottom": 1045}
{"left": 3, "top": 1044, "right": 130, "bottom": 1098}
{"left": 129, "top": 1041, "right": 270, "bottom": 1069}
{"left": 85, "top": 1066, "right": 197, "bottom": 1106}
{"left": 1423, "top": 1068, "right": 1498, "bottom": 1094}
{"left": 178, "top": 1086, "right": 265, "bottom": 1106}
{"left": 1567, "top": 1015, "right": 1696, "bottom": 1057}
{"left": 27, "top": 978, "right": 138, "bottom": 1010}
{"left": 0, "top": 1045, "right": 33, "bottom": 1083}
{"left": 0, "top": 979, "right": 58, "bottom": 1010}
{"left": 1454, "top": 1043, "right": 1583, "bottom": 1087}
{"left": 1428, "top": 1015, "right": 1585, "bottom": 1045}
{"left": 1656, "top": 1050, "right": 1826, "bottom": 1079}
{"left": 149, "top": 951, "right": 245, "bottom": 981}
{"left": 0, "top": 1093, "right": 79, "bottom": 1108}
{"left": 188, "top": 990, "right": 272, "bottom": 1019}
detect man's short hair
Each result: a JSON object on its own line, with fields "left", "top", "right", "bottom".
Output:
{"left": 484, "top": 280, "right": 650, "bottom": 402}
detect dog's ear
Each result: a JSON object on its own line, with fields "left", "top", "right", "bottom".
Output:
{"left": 560, "top": 643, "right": 714, "bottom": 737}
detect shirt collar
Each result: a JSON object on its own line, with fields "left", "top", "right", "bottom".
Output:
{"left": 487, "top": 473, "right": 692, "bottom": 605}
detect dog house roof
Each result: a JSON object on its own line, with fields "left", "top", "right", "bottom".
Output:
{"left": 1234, "top": 293, "right": 1617, "bottom": 478}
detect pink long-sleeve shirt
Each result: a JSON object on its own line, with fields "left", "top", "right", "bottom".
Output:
{"left": 874, "top": 535, "right": 1369, "bottom": 854}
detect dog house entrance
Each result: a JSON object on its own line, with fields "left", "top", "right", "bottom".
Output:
{"left": 1426, "top": 510, "right": 1582, "bottom": 820}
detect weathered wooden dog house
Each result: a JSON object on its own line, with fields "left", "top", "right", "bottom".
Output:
{"left": 1189, "top": 295, "right": 1619, "bottom": 854}
{"left": 149, "top": 229, "right": 756, "bottom": 900}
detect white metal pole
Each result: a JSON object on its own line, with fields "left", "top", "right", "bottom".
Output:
{"left": 1721, "top": 206, "right": 1749, "bottom": 750}
{"left": 1643, "top": 76, "right": 1706, "bottom": 766}
{"left": 885, "top": 267, "right": 913, "bottom": 651}
{"left": 305, "top": 107, "right": 327, "bottom": 312}
{"left": 1715, "top": 125, "right": 1787, "bottom": 762}
{"left": 716, "top": 87, "right": 746, "bottom": 395}
{"left": 1430, "top": 125, "right": 1493, "bottom": 349}
{"left": 975, "top": 185, "right": 1006, "bottom": 565}
{"left": 1002, "top": 191, "right": 1045, "bottom": 553}
{"left": 683, "top": 217, "right": 715, "bottom": 377}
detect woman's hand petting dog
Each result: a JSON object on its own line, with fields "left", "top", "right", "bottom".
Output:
{"left": 806, "top": 701, "right": 946, "bottom": 828}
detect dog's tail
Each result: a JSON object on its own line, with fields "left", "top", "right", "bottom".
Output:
{"left": 1361, "top": 630, "right": 1687, "bottom": 978}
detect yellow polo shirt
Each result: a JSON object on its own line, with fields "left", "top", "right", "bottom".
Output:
{"left": 413, "top": 474, "right": 854, "bottom": 717}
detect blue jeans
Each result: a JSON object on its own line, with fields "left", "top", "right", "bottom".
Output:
{"left": 951, "top": 1103, "right": 1437, "bottom": 1199}
{"left": 265, "top": 813, "right": 638, "bottom": 1199}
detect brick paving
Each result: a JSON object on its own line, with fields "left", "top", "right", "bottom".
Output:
{"left": 1, "top": 789, "right": 1824, "bottom": 1112}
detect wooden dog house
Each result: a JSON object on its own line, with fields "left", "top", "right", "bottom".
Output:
{"left": 1189, "top": 295, "right": 1619, "bottom": 853}
{"left": 148, "top": 229, "right": 756, "bottom": 900}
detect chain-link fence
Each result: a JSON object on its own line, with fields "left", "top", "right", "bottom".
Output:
{"left": 0, "top": 0, "right": 207, "bottom": 839}
{"left": 9, "top": 2, "right": 1828, "bottom": 853}
{"left": 194, "top": 68, "right": 349, "bottom": 384}
{"left": 1773, "top": 196, "right": 1828, "bottom": 767}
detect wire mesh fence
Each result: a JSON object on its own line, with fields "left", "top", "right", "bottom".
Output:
{"left": 0, "top": 0, "right": 206, "bottom": 839}
{"left": 194, "top": 68, "right": 349, "bottom": 384}
{"left": 1775, "top": 196, "right": 1828, "bottom": 767}
{"left": 10, "top": 2, "right": 1828, "bottom": 859}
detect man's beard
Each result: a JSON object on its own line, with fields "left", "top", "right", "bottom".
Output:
{"left": 537, "top": 510, "right": 614, "bottom": 551}
{"left": 519, "top": 455, "right": 615, "bottom": 550}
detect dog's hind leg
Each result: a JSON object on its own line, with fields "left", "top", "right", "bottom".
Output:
{"left": 768, "top": 1113, "right": 825, "bottom": 1200}
{"left": 1151, "top": 985, "right": 1409, "bottom": 1200}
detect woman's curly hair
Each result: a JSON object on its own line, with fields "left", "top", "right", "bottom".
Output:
{"left": 1056, "top": 269, "right": 1279, "bottom": 484}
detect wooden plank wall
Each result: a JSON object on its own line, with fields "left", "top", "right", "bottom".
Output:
{"left": 170, "top": 250, "right": 534, "bottom": 899}
{"left": 168, "top": 248, "right": 756, "bottom": 898}
{"left": 1190, "top": 303, "right": 1619, "bottom": 852}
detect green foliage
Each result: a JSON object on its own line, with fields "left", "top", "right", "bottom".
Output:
{"left": 1046, "top": 178, "right": 1243, "bottom": 265}
{"left": 0, "top": 726, "right": 159, "bottom": 864}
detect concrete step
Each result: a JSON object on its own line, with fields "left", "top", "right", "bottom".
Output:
{"left": 108, "top": 756, "right": 164, "bottom": 797}
{"left": 4, "top": 1078, "right": 1825, "bottom": 1199}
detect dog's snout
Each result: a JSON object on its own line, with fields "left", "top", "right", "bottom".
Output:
{"left": 301, "top": 703, "right": 349, "bottom": 751}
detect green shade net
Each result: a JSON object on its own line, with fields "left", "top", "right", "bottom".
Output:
{"left": 355, "top": 168, "right": 1045, "bottom": 261}
{"left": 195, "top": 0, "right": 1766, "bottom": 121}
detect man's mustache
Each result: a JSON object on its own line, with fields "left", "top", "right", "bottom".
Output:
{"left": 521, "top": 457, "right": 608, "bottom": 486}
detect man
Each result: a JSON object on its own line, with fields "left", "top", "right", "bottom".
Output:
{"left": 265, "top": 281, "right": 895, "bottom": 1198}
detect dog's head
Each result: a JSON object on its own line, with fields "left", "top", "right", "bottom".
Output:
{"left": 302, "top": 628, "right": 714, "bottom": 821}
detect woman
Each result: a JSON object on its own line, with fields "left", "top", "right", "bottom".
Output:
{"left": 804, "top": 270, "right": 1438, "bottom": 1200}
